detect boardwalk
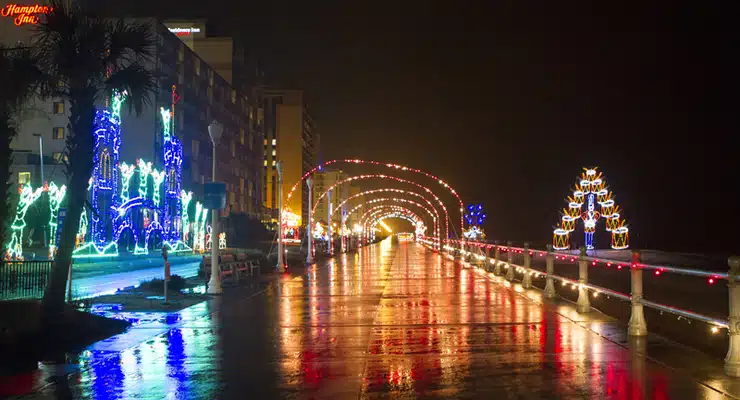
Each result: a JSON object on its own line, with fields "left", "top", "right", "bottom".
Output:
{"left": 10, "top": 239, "right": 738, "bottom": 399}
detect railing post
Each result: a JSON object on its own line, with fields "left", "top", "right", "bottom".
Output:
{"left": 505, "top": 241, "right": 515, "bottom": 281}
{"left": 628, "top": 250, "right": 648, "bottom": 336}
{"left": 66, "top": 261, "right": 73, "bottom": 303}
{"left": 576, "top": 246, "right": 591, "bottom": 313}
{"left": 485, "top": 245, "right": 492, "bottom": 272}
{"left": 493, "top": 242, "right": 501, "bottom": 275}
{"left": 544, "top": 244, "right": 556, "bottom": 298}
{"left": 522, "top": 243, "right": 532, "bottom": 289}
{"left": 725, "top": 256, "right": 740, "bottom": 376}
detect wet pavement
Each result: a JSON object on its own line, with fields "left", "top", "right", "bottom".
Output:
{"left": 5, "top": 239, "right": 740, "bottom": 399}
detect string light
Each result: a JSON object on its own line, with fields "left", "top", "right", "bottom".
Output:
{"left": 311, "top": 174, "right": 450, "bottom": 241}
{"left": 285, "top": 159, "right": 465, "bottom": 235}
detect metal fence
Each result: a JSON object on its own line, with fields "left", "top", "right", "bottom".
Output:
{"left": 0, "top": 260, "right": 53, "bottom": 300}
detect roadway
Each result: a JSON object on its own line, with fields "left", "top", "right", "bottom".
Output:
{"left": 9, "top": 238, "right": 740, "bottom": 399}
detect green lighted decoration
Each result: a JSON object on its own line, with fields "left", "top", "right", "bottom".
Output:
{"left": 193, "top": 201, "right": 204, "bottom": 252}
{"left": 119, "top": 162, "right": 136, "bottom": 204}
{"left": 47, "top": 182, "right": 67, "bottom": 259}
{"left": 76, "top": 207, "right": 88, "bottom": 250}
{"left": 150, "top": 168, "right": 166, "bottom": 206}
{"left": 72, "top": 241, "right": 118, "bottom": 259}
{"left": 5, "top": 184, "right": 44, "bottom": 260}
{"left": 160, "top": 107, "right": 171, "bottom": 141}
{"left": 110, "top": 90, "right": 128, "bottom": 120}
{"left": 181, "top": 190, "right": 193, "bottom": 243}
{"left": 136, "top": 159, "right": 152, "bottom": 199}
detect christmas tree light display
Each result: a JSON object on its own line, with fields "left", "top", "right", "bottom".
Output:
{"left": 552, "top": 167, "right": 630, "bottom": 250}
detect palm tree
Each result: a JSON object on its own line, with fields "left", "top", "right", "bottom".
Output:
{"left": 0, "top": 45, "right": 43, "bottom": 249}
{"left": 36, "top": 0, "right": 155, "bottom": 314}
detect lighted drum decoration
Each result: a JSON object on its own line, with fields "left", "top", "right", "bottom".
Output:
{"left": 552, "top": 167, "right": 629, "bottom": 250}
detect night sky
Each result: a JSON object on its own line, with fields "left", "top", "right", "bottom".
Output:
{"left": 104, "top": 0, "right": 740, "bottom": 253}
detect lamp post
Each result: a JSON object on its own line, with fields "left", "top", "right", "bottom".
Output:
{"left": 306, "top": 178, "right": 313, "bottom": 264}
{"left": 207, "top": 121, "right": 223, "bottom": 294}
{"left": 276, "top": 161, "right": 286, "bottom": 272}
{"left": 33, "top": 133, "right": 45, "bottom": 247}
{"left": 327, "top": 190, "right": 332, "bottom": 256}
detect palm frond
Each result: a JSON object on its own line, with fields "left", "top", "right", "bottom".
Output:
{"left": 105, "top": 63, "right": 156, "bottom": 115}
{"left": 107, "top": 19, "right": 155, "bottom": 66}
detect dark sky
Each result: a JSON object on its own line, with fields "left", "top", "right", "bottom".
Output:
{"left": 108, "top": 0, "right": 740, "bottom": 253}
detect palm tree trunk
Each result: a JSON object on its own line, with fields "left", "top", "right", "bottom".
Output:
{"left": 42, "top": 96, "right": 96, "bottom": 315}
{"left": 0, "top": 112, "right": 12, "bottom": 247}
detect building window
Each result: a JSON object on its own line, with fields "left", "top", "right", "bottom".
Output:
{"left": 272, "top": 149, "right": 276, "bottom": 157}
{"left": 52, "top": 102, "right": 64, "bottom": 114}
{"left": 18, "top": 172, "right": 30, "bottom": 184}
{"left": 272, "top": 160, "right": 276, "bottom": 166}
{"left": 263, "top": 138, "right": 267, "bottom": 146}
{"left": 263, "top": 160, "right": 267, "bottom": 167}
{"left": 240, "top": 129, "right": 245, "bottom": 145}
{"left": 52, "top": 127, "right": 65, "bottom": 140}
{"left": 192, "top": 139, "right": 200, "bottom": 157}
{"left": 232, "top": 89, "right": 236, "bottom": 104}
{"left": 231, "top": 141, "right": 235, "bottom": 157}
{"left": 52, "top": 152, "right": 65, "bottom": 163}
{"left": 195, "top": 60, "right": 201, "bottom": 76}
{"left": 271, "top": 139, "right": 276, "bottom": 146}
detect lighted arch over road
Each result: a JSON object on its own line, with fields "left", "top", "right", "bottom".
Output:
{"left": 287, "top": 159, "right": 465, "bottom": 236}
{"left": 340, "top": 198, "right": 439, "bottom": 241}
{"left": 333, "top": 189, "right": 442, "bottom": 236}
{"left": 310, "top": 174, "right": 452, "bottom": 241}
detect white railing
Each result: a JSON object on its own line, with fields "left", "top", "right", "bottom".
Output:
{"left": 419, "top": 238, "right": 740, "bottom": 377}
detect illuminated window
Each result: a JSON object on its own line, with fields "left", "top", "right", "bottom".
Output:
{"left": 272, "top": 149, "right": 276, "bottom": 156}
{"left": 18, "top": 172, "right": 30, "bottom": 184}
{"left": 52, "top": 102, "right": 64, "bottom": 114}
{"left": 272, "top": 160, "right": 276, "bottom": 166}
{"left": 263, "top": 160, "right": 267, "bottom": 167}
{"left": 263, "top": 138, "right": 267, "bottom": 146}
{"left": 52, "top": 152, "right": 65, "bottom": 163}
{"left": 240, "top": 129, "right": 245, "bottom": 145}
{"left": 271, "top": 138, "right": 276, "bottom": 146}
{"left": 52, "top": 127, "right": 64, "bottom": 140}
{"left": 195, "top": 61, "right": 201, "bottom": 76}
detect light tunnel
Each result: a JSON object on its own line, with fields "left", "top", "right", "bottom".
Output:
{"left": 310, "top": 174, "right": 452, "bottom": 242}
{"left": 346, "top": 199, "right": 439, "bottom": 242}
{"left": 287, "top": 159, "right": 465, "bottom": 238}
{"left": 332, "top": 189, "right": 442, "bottom": 238}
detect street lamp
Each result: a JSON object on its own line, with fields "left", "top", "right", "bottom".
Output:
{"left": 207, "top": 121, "right": 223, "bottom": 294}
{"left": 32, "top": 133, "right": 46, "bottom": 247}
{"left": 276, "top": 160, "right": 286, "bottom": 272}
{"left": 305, "top": 177, "right": 313, "bottom": 264}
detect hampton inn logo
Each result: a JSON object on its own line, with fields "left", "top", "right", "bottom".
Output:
{"left": 1, "top": 4, "right": 52, "bottom": 26}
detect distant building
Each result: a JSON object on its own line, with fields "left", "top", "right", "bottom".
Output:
{"left": 313, "top": 171, "right": 361, "bottom": 230}
{"left": 260, "top": 89, "right": 318, "bottom": 225}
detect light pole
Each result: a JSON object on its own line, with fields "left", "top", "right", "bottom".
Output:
{"left": 327, "top": 190, "right": 332, "bottom": 256}
{"left": 305, "top": 178, "right": 313, "bottom": 264}
{"left": 207, "top": 121, "right": 223, "bottom": 294}
{"left": 276, "top": 161, "right": 286, "bottom": 272}
{"left": 33, "top": 133, "right": 46, "bottom": 247}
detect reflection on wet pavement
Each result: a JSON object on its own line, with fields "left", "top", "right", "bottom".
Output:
{"left": 11, "top": 239, "right": 736, "bottom": 398}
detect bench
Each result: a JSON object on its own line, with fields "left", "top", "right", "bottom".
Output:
{"left": 201, "top": 253, "right": 260, "bottom": 283}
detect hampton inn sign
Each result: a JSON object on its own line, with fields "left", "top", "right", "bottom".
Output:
{"left": 1, "top": 4, "right": 52, "bottom": 26}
